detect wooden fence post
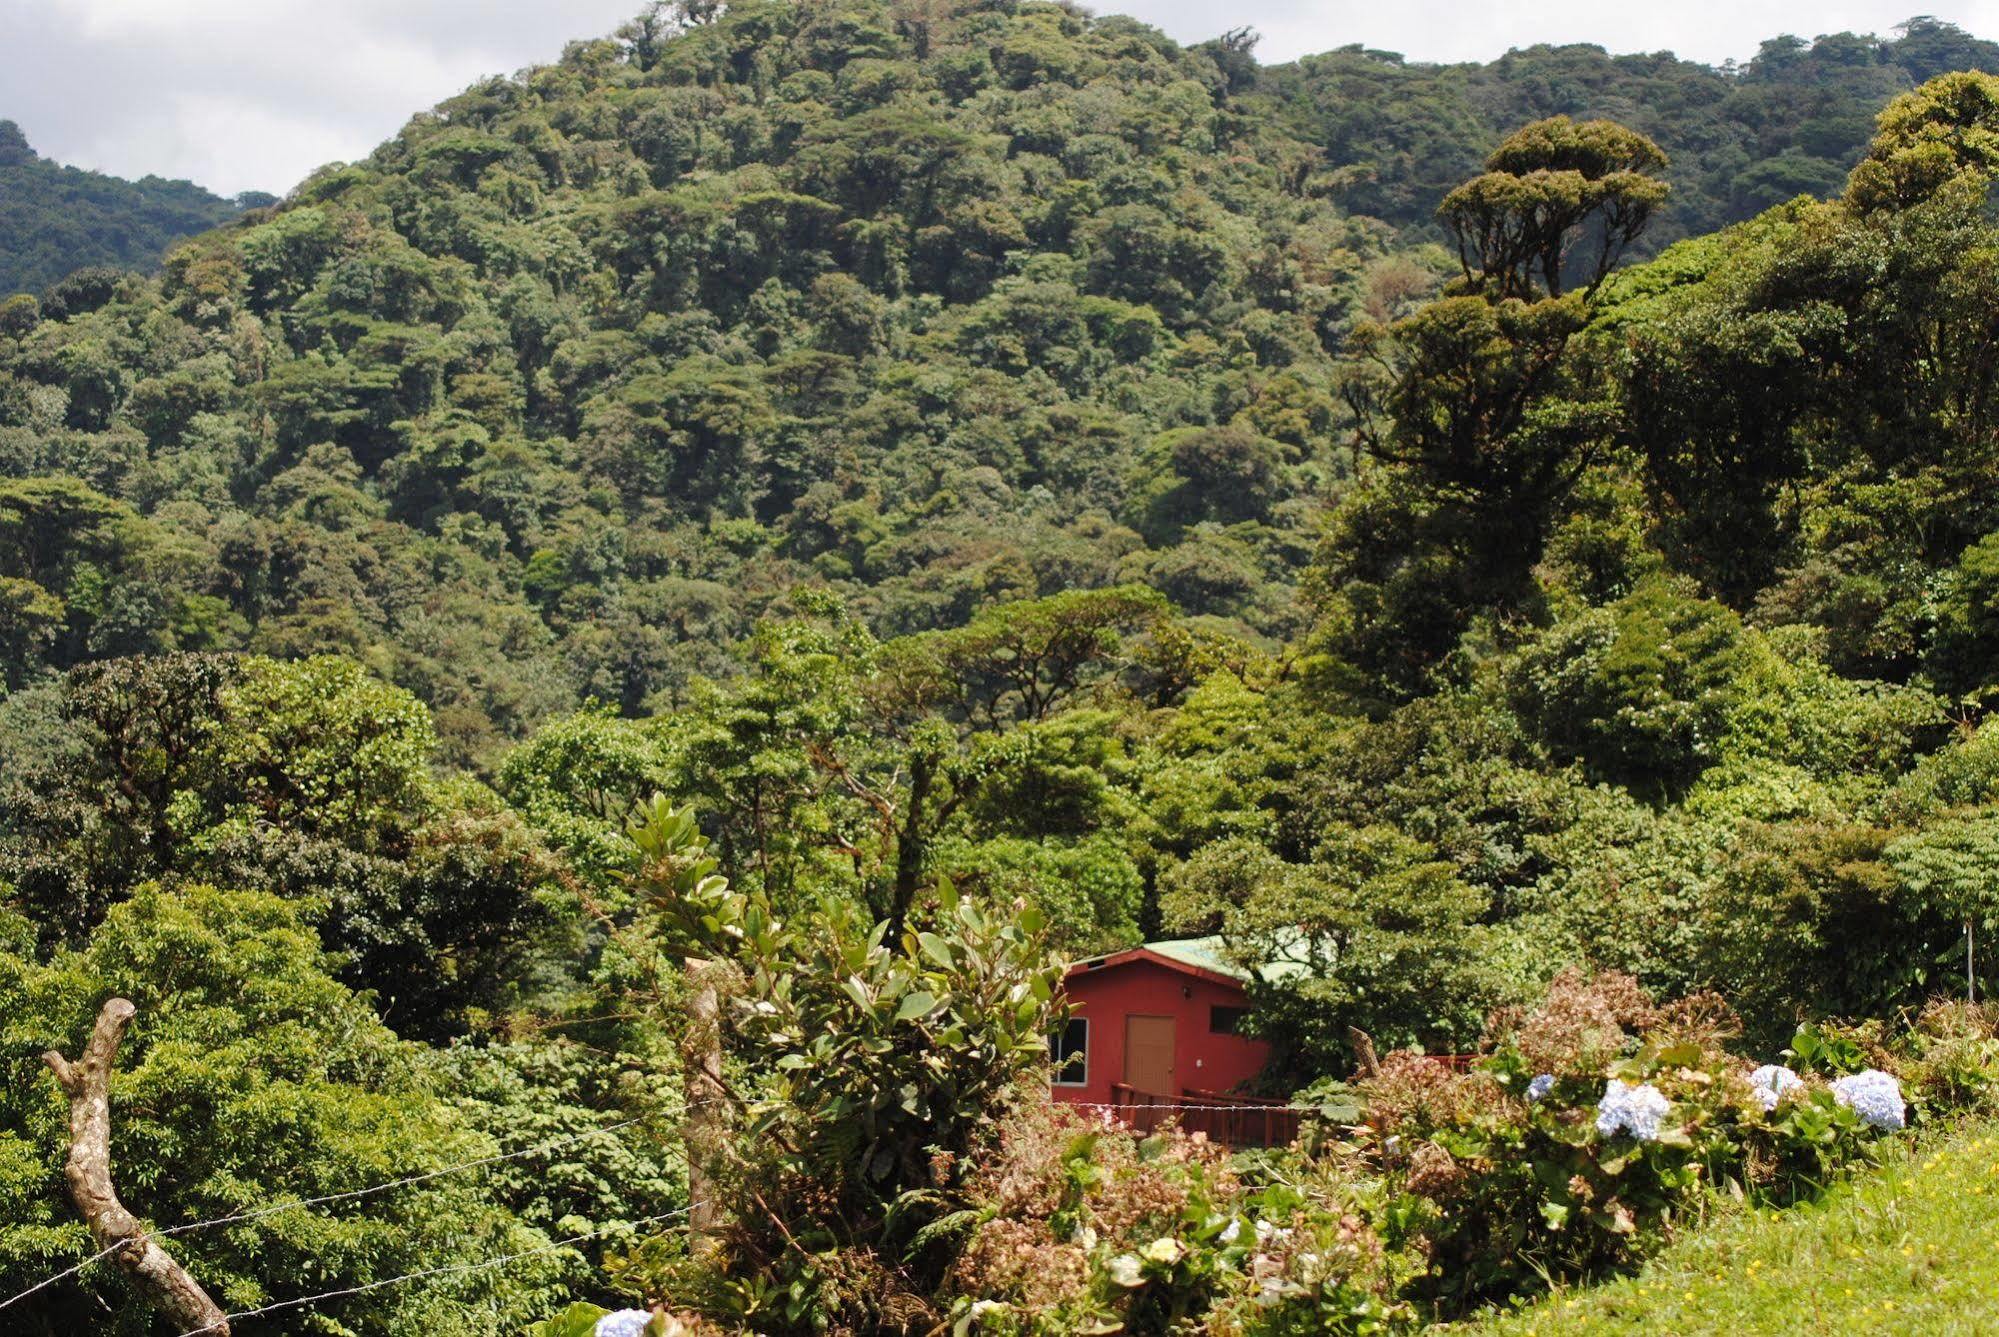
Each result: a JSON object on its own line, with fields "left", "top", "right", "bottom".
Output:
{"left": 681, "top": 957, "right": 725, "bottom": 1259}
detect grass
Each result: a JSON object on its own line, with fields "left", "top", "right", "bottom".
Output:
{"left": 1468, "top": 1117, "right": 1999, "bottom": 1335}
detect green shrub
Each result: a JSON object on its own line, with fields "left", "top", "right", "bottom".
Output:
{"left": 620, "top": 800, "right": 1066, "bottom": 1334}
{"left": 1367, "top": 971, "right": 1894, "bottom": 1313}
{"left": 941, "top": 1106, "right": 1414, "bottom": 1335}
{"left": 1890, "top": 1001, "right": 1999, "bottom": 1119}
{"left": 1508, "top": 579, "right": 1752, "bottom": 793}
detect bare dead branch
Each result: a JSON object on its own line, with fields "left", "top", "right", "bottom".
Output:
{"left": 43, "top": 998, "right": 230, "bottom": 1336}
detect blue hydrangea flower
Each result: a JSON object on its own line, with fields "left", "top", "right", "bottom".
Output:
{"left": 1526, "top": 1073, "right": 1555, "bottom": 1102}
{"left": 1746, "top": 1063, "right": 1803, "bottom": 1111}
{"left": 1595, "top": 1079, "right": 1671, "bottom": 1142}
{"left": 1832, "top": 1069, "right": 1906, "bottom": 1131}
{"left": 596, "top": 1310, "right": 653, "bottom": 1337}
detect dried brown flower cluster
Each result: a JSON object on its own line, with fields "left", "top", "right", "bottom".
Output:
{"left": 949, "top": 1102, "right": 1243, "bottom": 1319}
{"left": 1653, "top": 990, "right": 1742, "bottom": 1051}
{"left": 1362, "top": 1050, "right": 1508, "bottom": 1140}
{"left": 1483, "top": 968, "right": 1662, "bottom": 1073}
{"left": 951, "top": 1216, "right": 1094, "bottom": 1315}
{"left": 1404, "top": 1140, "right": 1466, "bottom": 1199}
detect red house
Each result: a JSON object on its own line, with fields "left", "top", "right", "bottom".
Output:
{"left": 1050, "top": 937, "right": 1277, "bottom": 1122}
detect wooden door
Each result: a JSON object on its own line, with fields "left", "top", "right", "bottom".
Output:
{"left": 1124, "top": 1015, "right": 1176, "bottom": 1096}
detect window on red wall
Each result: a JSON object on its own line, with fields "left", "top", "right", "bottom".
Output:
{"left": 1051, "top": 1017, "right": 1089, "bottom": 1085}
{"left": 1210, "top": 1005, "right": 1249, "bottom": 1036}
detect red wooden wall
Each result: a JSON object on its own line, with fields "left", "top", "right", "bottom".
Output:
{"left": 1050, "top": 957, "right": 1272, "bottom": 1108}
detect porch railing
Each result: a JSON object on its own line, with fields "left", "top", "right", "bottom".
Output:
{"left": 1105, "top": 1083, "right": 1302, "bottom": 1148}
{"left": 1098, "top": 1054, "right": 1476, "bottom": 1148}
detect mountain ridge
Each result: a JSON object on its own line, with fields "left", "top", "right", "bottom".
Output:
{"left": 0, "top": 118, "right": 258, "bottom": 298}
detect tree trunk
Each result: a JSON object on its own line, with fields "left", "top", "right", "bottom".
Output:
{"left": 1347, "top": 1026, "right": 1382, "bottom": 1081}
{"left": 43, "top": 998, "right": 230, "bottom": 1336}
{"left": 681, "top": 959, "right": 726, "bottom": 1260}
{"left": 887, "top": 749, "right": 933, "bottom": 939}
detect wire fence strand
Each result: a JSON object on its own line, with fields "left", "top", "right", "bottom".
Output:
{"left": 0, "top": 1241, "right": 131, "bottom": 1314}
{"left": 1063, "top": 1100, "right": 1322, "bottom": 1112}
{"left": 173, "top": 1203, "right": 705, "bottom": 1336}
{"left": 0, "top": 1115, "right": 655, "bottom": 1315}
{"left": 158, "top": 1117, "right": 648, "bottom": 1238}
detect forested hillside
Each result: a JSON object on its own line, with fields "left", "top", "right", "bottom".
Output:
{"left": 11, "top": 3, "right": 1999, "bottom": 1334}
{"left": 3, "top": 9, "right": 1994, "bottom": 764}
{"left": 0, "top": 1, "right": 1390, "bottom": 765}
{"left": 0, "top": 121, "right": 253, "bottom": 297}
{"left": 1273, "top": 15, "right": 1999, "bottom": 249}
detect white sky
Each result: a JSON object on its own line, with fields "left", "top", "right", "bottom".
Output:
{"left": 4, "top": 0, "right": 1998, "bottom": 197}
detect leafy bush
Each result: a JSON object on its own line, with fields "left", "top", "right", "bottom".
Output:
{"left": 1508, "top": 579, "right": 1751, "bottom": 793}
{"left": 618, "top": 800, "right": 1065, "bottom": 1334}
{"left": 1888, "top": 1001, "right": 1999, "bottom": 1119}
{"left": 1225, "top": 823, "right": 1513, "bottom": 1073}
{"left": 940, "top": 1105, "right": 1413, "bottom": 1335}
{"left": 0, "top": 886, "right": 567, "bottom": 1335}
{"left": 1368, "top": 971, "right": 1897, "bottom": 1312}
{"left": 3, "top": 653, "right": 576, "bottom": 1035}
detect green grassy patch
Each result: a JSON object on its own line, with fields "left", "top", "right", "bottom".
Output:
{"left": 1470, "top": 1119, "right": 1999, "bottom": 1335}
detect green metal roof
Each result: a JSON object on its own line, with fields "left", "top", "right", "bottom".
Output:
{"left": 1079, "top": 935, "right": 1312, "bottom": 984}
{"left": 1143, "top": 936, "right": 1244, "bottom": 979}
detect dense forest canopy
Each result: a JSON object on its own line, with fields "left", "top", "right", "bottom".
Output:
{"left": 0, "top": 121, "right": 259, "bottom": 298}
{"left": 10, "top": 3, "right": 1999, "bottom": 1334}
{"left": 1271, "top": 15, "right": 1999, "bottom": 249}
{"left": 2, "top": 7, "right": 1994, "bottom": 764}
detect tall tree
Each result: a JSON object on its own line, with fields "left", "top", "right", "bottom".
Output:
{"left": 1847, "top": 70, "right": 1999, "bottom": 212}
{"left": 1437, "top": 116, "right": 1669, "bottom": 299}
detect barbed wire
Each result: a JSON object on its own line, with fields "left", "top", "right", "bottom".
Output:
{"left": 0, "top": 1241, "right": 131, "bottom": 1314}
{"left": 1061, "top": 1100, "right": 1323, "bottom": 1112}
{"left": 159, "top": 1117, "right": 648, "bottom": 1238}
{"left": 173, "top": 1203, "right": 705, "bottom": 1336}
{"left": 0, "top": 1115, "right": 654, "bottom": 1315}
{"left": 1, "top": 1098, "right": 1339, "bottom": 1325}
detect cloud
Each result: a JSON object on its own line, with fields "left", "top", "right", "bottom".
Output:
{"left": 1, "top": 0, "right": 638, "bottom": 195}
{"left": 6, "top": 0, "right": 1999, "bottom": 196}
